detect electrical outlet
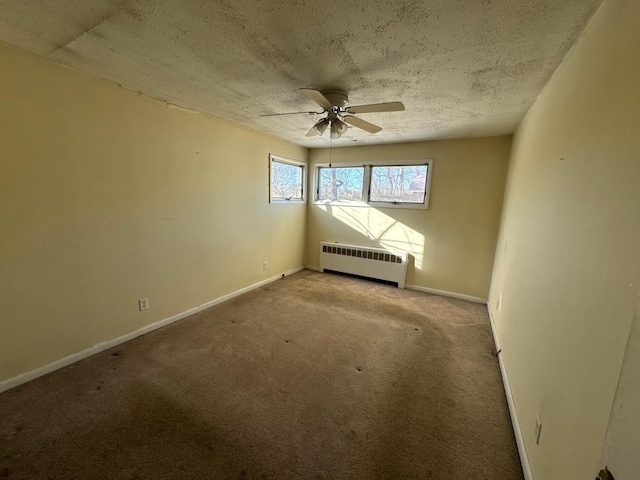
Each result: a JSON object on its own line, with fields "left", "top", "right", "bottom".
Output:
{"left": 139, "top": 297, "right": 149, "bottom": 311}
{"left": 534, "top": 415, "right": 542, "bottom": 445}
{"left": 263, "top": 261, "right": 268, "bottom": 270}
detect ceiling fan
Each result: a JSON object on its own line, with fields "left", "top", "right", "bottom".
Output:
{"left": 261, "top": 88, "right": 405, "bottom": 139}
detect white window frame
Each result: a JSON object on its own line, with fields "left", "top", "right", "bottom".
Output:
{"left": 269, "top": 154, "right": 307, "bottom": 204}
{"left": 313, "top": 159, "right": 433, "bottom": 209}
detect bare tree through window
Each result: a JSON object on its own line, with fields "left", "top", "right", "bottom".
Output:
{"left": 318, "top": 167, "right": 364, "bottom": 202}
{"left": 370, "top": 165, "right": 427, "bottom": 204}
{"left": 271, "top": 160, "right": 303, "bottom": 200}
{"left": 312, "top": 160, "right": 431, "bottom": 208}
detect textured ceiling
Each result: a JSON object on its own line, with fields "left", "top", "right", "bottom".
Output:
{"left": 0, "top": 0, "right": 601, "bottom": 147}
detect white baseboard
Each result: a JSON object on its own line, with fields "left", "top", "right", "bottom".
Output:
{"left": 487, "top": 305, "right": 533, "bottom": 480}
{"left": 0, "top": 266, "right": 305, "bottom": 394}
{"left": 405, "top": 284, "right": 488, "bottom": 304}
{"left": 307, "top": 267, "right": 487, "bottom": 303}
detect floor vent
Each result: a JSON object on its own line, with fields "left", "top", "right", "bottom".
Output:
{"left": 319, "top": 241, "right": 408, "bottom": 288}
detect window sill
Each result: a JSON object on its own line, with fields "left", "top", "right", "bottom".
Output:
{"left": 313, "top": 200, "right": 428, "bottom": 210}
{"left": 369, "top": 202, "right": 429, "bottom": 210}
{"left": 313, "top": 200, "right": 369, "bottom": 208}
{"left": 271, "top": 199, "right": 306, "bottom": 204}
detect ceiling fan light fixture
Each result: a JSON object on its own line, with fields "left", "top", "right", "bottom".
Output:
{"left": 330, "top": 119, "right": 348, "bottom": 139}
{"left": 314, "top": 118, "right": 329, "bottom": 136}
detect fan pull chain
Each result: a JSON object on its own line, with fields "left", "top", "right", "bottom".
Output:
{"left": 329, "top": 136, "right": 332, "bottom": 167}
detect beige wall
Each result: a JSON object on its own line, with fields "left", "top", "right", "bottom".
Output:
{"left": 488, "top": 0, "right": 640, "bottom": 478}
{"left": 0, "top": 43, "right": 307, "bottom": 384}
{"left": 600, "top": 293, "right": 640, "bottom": 478}
{"left": 306, "top": 137, "right": 511, "bottom": 299}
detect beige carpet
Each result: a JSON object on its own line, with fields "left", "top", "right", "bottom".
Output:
{"left": 0, "top": 270, "right": 522, "bottom": 479}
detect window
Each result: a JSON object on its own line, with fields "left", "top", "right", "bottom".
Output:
{"left": 313, "top": 159, "right": 432, "bottom": 209}
{"left": 269, "top": 154, "right": 306, "bottom": 203}
{"left": 317, "top": 166, "right": 364, "bottom": 203}
{"left": 370, "top": 165, "right": 428, "bottom": 205}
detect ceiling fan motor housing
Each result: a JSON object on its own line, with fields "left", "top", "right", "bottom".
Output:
{"left": 321, "top": 90, "right": 349, "bottom": 108}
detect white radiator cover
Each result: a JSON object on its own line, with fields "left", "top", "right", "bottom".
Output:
{"left": 319, "top": 241, "right": 408, "bottom": 288}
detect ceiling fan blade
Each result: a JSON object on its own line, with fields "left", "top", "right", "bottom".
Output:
{"left": 343, "top": 115, "right": 382, "bottom": 134}
{"left": 300, "top": 88, "right": 333, "bottom": 109}
{"left": 260, "top": 110, "right": 321, "bottom": 117}
{"left": 347, "top": 101, "right": 405, "bottom": 114}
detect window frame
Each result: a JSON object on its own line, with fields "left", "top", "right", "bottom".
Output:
{"left": 312, "top": 159, "right": 433, "bottom": 209}
{"left": 269, "top": 154, "right": 307, "bottom": 204}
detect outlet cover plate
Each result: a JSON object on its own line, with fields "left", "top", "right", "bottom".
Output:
{"left": 139, "top": 297, "right": 149, "bottom": 311}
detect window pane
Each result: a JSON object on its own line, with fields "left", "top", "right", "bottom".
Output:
{"left": 370, "top": 165, "right": 428, "bottom": 203}
{"left": 318, "top": 167, "right": 364, "bottom": 202}
{"left": 271, "top": 161, "right": 302, "bottom": 200}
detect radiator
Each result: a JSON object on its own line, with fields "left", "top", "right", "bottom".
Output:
{"left": 319, "top": 241, "right": 408, "bottom": 288}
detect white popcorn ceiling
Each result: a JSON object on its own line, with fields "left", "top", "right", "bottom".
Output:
{"left": 0, "top": 0, "right": 602, "bottom": 147}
